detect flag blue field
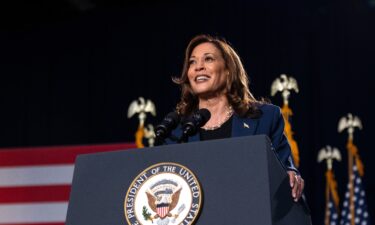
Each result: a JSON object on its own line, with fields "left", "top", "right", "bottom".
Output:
{"left": 339, "top": 164, "right": 370, "bottom": 225}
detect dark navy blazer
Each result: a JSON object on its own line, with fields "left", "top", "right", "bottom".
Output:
{"left": 166, "top": 103, "right": 298, "bottom": 173}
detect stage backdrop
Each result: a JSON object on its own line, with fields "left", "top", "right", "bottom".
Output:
{"left": 0, "top": 0, "right": 374, "bottom": 224}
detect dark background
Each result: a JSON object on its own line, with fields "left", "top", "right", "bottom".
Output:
{"left": 0, "top": 0, "right": 374, "bottom": 224}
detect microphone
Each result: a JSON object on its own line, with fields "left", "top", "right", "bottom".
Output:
{"left": 179, "top": 108, "right": 211, "bottom": 143}
{"left": 154, "top": 111, "right": 181, "bottom": 145}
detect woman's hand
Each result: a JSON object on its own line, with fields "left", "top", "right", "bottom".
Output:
{"left": 287, "top": 171, "right": 304, "bottom": 202}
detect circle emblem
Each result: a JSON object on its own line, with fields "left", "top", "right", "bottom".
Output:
{"left": 124, "top": 162, "right": 202, "bottom": 225}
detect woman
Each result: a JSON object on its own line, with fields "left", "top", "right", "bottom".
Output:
{"left": 170, "top": 34, "right": 304, "bottom": 202}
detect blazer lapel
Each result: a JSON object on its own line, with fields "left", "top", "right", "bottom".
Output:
{"left": 232, "top": 114, "right": 259, "bottom": 137}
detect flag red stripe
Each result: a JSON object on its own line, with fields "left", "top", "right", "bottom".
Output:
{"left": 0, "top": 185, "right": 71, "bottom": 203}
{"left": 0, "top": 143, "right": 136, "bottom": 167}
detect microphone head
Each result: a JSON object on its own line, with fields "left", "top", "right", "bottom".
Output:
{"left": 155, "top": 111, "right": 180, "bottom": 139}
{"left": 193, "top": 108, "right": 211, "bottom": 127}
{"left": 182, "top": 108, "right": 211, "bottom": 136}
{"left": 164, "top": 111, "right": 180, "bottom": 126}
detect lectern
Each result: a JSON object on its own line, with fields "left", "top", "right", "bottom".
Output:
{"left": 66, "top": 135, "right": 311, "bottom": 225}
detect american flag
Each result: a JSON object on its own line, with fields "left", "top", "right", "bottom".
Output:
{"left": 339, "top": 164, "right": 371, "bottom": 225}
{"left": 0, "top": 143, "right": 135, "bottom": 225}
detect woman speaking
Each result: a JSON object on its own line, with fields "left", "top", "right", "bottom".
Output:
{"left": 168, "top": 34, "right": 304, "bottom": 202}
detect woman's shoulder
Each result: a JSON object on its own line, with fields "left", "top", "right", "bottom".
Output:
{"left": 245, "top": 102, "right": 281, "bottom": 119}
{"left": 258, "top": 102, "right": 281, "bottom": 114}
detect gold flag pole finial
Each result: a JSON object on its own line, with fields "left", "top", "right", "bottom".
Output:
{"left": 317, "top": 145, "right": 341, "bottom": 225}
{"left": 317, "top": 145, "right": 342, "bottom": 171}
{"left": 271, "top": 74, "right": 299, "bottom": 106}
{"left": 338, "top": 113, "right": 362, "bottom": 142}
{"left": 271, "top": 74, "right": 300, "bottom": 167}
{"left": 127, "top": 97, "right": 156, "bottom": 148}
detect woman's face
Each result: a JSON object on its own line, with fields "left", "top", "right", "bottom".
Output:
{"left": 187, "top": 42, "right": 228, "bottom": 98}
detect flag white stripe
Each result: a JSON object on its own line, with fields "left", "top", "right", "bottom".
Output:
{"left": 0, "top": 202, "right": 68, "bottom": 223}
{"left": 0, "top": 165, "right": 74, "bottom": 187}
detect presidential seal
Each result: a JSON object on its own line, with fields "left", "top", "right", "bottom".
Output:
{"left": 124, "top": 162, "right": 202, "bottom": 225}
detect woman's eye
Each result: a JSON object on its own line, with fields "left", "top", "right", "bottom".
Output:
{"left": 205, "top": 57, "right": 214, "bottom": 62}
{"left": 188, "top": 59, "right": 196, "bottom": 65}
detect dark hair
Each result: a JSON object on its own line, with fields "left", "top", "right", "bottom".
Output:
{"left": 173, "top": 34, "right": 262, "bottom": 118}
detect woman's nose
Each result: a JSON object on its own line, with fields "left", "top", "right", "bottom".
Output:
{"left": 195, "top": 60, "right": 205, "bottom": 71}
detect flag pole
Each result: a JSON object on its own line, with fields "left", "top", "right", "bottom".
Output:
{"left": 318, "top": 145, "right": 341, "bottom": 225}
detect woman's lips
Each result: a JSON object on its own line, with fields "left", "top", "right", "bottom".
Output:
{"left": 195, "top": 75, "right": 210, "bottom": 82}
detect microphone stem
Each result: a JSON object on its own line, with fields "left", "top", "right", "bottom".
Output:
{"left": 178, "top": 129, "right": 191, "bottom": 143}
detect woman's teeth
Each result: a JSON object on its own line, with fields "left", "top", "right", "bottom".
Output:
{"left": 196, "top": 75, "right": 210, "bottom": 81}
